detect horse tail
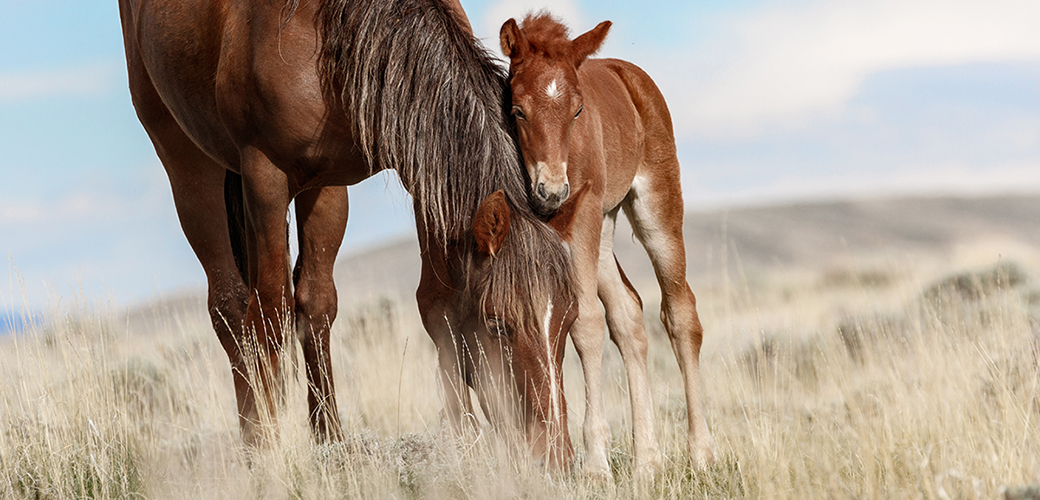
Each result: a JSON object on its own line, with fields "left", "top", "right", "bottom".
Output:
{"left": 224, "top": 169, "right": 250, "bottom": 285}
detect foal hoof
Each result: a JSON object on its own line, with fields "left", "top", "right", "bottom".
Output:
{"left": 690, "top": 436, "right": 718, "bottom": 469}
{"left": 582, "top": 463, "right": 614, "bottom": 485}
{"left": 634, "top": 453, "right": 663, "bottom": 485}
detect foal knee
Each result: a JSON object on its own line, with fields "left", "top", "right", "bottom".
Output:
{"left": 608, "top": 300, "right": 649, "bottom": 362}
{"left": 660, "top": 288, "right": 703, "bottom": 347}
{"left": 618, "top": 326, "right": 649, "bottom": 362}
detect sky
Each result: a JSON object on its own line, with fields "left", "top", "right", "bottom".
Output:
{"left": 1, "top": 0, "right": 1038, "bottom": 319}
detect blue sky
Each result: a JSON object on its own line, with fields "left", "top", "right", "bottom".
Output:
{"left": 1, "top": 0, "right": 1038, "bottom": 316}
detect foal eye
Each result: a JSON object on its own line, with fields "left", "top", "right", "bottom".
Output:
{"left": 487, "top": 318, "right": 509, "bottom": 337}
{"left": 512, "top": 106, "right": 526, "bottom": 120}
{"left": 574, "top": 105, "right": 583, "bottom": 119}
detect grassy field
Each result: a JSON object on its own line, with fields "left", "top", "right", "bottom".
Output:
{"left": 3, "top": 210, "right": 1040, "bottom": 498}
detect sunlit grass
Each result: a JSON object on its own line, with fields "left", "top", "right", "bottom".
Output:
{"left": 2, "top": 251, "right": 1039, "bottom": 498}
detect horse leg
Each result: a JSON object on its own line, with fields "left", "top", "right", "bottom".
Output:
{"left": 566, "top": 205, "right": 613, "bottom": 479}
{"left": 239, "top": 146, "right": 294, "bottom": 444}
{"left": 597, "top": 209, "right": 663, "bottom": 477}
{"left": 292, "top": 186, "right": 348, "bottom": 442}
{"left": 415, "top": 231, "right": 476, "bottom": 434}
{"left": 123, "top": 51, "right": 257, "bottom": 445}
{"left": 165, "top": 155, "right": 255, "bottom": 444}
{"left": 623, "top": 169, "right": 717, "bottom": 468}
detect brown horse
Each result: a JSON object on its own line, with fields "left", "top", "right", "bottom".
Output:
{"left": 500, "top": 14, "right": 717, "bottom": 475}
{"left": 119, "top": 0, "right": 578, "bottom": 468}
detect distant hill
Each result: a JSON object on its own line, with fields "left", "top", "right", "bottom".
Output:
{"left": 120, "top": 194, "right": 1040, "bottom": 334}
{"left": 335, "top": 194, "right": 1040, "bottom": 304}
{"left": 678, "top": 195, "right": 1040, "bottom": 270}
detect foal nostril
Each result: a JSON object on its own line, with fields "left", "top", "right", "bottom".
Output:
{"left": 535, "top": 182, "right": 548, "bottom": 201}
{"left": 561, "top": 183, "right": 570, "bottom": 201}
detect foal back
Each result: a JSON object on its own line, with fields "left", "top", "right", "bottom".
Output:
{"left": 577, "top": 57, "right": 680, "bottom": 212}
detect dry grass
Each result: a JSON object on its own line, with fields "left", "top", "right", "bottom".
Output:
{"left": 3, "top": 250, "right": 1040, "bottom": 499}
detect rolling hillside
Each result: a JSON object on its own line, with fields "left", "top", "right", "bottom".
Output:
{"left": 331, "top": 193, "right": 1040, "bottom": 304}
{"left": 118, "top": 194, "right": 1040, "bottom": 337}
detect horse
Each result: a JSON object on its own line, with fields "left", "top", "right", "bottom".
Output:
{"left": 118, "top": 0, "right": 578, "bottom": 468}
{"left": 499, "top": 14, "right": 718, "bottom": 475}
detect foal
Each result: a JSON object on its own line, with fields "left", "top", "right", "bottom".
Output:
{"left": 500, "top": 14, "right": 716, "bottom": 475}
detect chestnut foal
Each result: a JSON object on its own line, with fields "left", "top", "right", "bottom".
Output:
{"left": 500, "top": 14, "right": 717, "bottom": 476}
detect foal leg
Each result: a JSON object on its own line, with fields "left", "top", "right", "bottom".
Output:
{"left": 623, "top": 171, "right": 717, "bottom": 468}
{"left": 239, "top": 146, "right": 295, "bottom": 443}
{"left": 597, "top": 210, "right": 662, "bottom": 476}
{"left": 293, "top": 186, "right": 348, "bottom": 442}
{"left": 566, "top": 207, "right": 613, "bottom": 478}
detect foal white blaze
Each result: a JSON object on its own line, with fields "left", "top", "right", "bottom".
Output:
{"left": 545, "top": 79, "right": 562, "bottom": 101}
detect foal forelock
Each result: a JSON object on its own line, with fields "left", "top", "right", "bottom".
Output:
{"left": 316, "top": 0, "right": 526, "bottom": 242}
{"left": 517, "top": 13, "right": 572, "bottom": 59}
{"left": 468, "top": 202, "right": 574, "bottom": 350}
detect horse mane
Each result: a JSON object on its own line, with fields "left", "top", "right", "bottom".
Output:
{"left": 316, "top": 0, "right": 574, "bottom": 334}
{"left": 317, "top": 0, "right": 517, "bottom": 241}
{"left": 518, "top": 13, "right": 573, "bottom": 59}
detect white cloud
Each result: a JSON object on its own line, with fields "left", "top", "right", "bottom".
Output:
{"left": 650, "top": 0, "right": 1040, "bottom": 139}
{"left": 0, "top": 193, "right": 109, "bottom": 227}
{"left": 0, "top": 61, "right": 120, "bottom": 103}
{"left": 0, "top": 203, "right": 44, "bottom": 225}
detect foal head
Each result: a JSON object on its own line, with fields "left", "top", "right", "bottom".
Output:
{"left": 446, "top": 189, "right": 581, "bottom": 468}
{"left": 500, "top": 14, "right": 611, "bottom": 215}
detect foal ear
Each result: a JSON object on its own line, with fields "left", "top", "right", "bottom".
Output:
{"left": 500, "top": 18, "right": 530, "bottom": 60}
{"left": 570, "top": 20, "right": 612, "bottom": 66}
{"left": 547, "top": 180, "right": 594, "bottom": 241}
{"left": 474, "top": 190, "right": 512, "bottom": 256}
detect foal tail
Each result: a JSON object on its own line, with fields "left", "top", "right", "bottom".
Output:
{"left": 224, "top": 170, "right": 250, "bottom": 285}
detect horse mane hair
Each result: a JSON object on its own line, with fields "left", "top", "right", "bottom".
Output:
{"left": 317, "top": 0, "right": 514, "bottom": 241}
{"left": 316, "top": 0, "right": 574, "bottom": 338}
